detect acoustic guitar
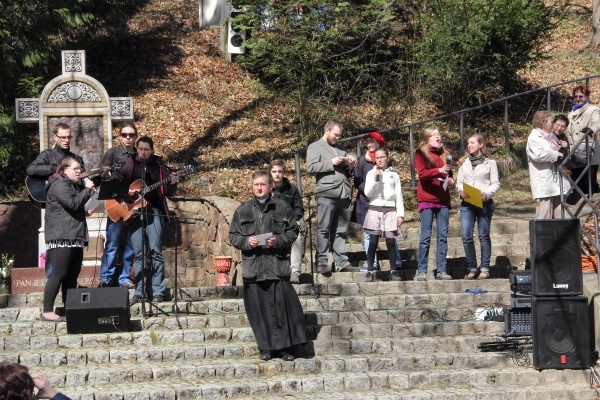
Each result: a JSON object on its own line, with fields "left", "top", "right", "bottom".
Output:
{"left": 25, "top": 168, "right": 103, "bottom": 209}
{"left": 105, "top": 165, "right": 195, "bottom": 223}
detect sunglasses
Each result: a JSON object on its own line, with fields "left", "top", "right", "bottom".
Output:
{"left": 121, "top": 133, "right": 137, "bottom": 138}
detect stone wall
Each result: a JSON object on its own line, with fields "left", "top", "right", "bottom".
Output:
{"left": 0, "top": 201, "right": 40, "bottom": 268}
{"left": 164, "top": 196, "right": 241, "bottom": 288}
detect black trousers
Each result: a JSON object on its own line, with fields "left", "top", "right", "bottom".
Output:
{"left": 43, "top": 247, "right": 82, "bottom": 313}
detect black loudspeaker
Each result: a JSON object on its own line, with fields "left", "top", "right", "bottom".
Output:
{"left": 529, "top": 219, "right": 583, "bottom": 296}
{"left": 532, "top": 296, "right": 591, "bottom": 370}
{"left": 65, "top": 287, "right": 130, "bottom": 334}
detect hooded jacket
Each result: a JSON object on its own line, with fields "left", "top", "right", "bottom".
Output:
{"left": 44, "top": 173, "right": 91, "bottom": 243}
{"left": 271, "top": 177, "right": 303, "bottom": 223}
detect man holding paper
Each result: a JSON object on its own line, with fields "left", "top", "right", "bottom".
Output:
{"left": 456, "top": 134, "right": 500, "bottom": 280}
{"left": 228, "top": 170, "right": 307, "bottom": 362}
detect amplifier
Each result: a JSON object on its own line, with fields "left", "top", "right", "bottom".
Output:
{"left": 504, "top": 307, "right": 532, "bottom": 336}
{"left": 510, "top": 271, "right": 532, "bottom": 308}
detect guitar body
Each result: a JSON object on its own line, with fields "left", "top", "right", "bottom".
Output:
{"left": 105, "top": 179, "right": 150, "bottom": 223}
{"left": 25, "top": 176, "right": 48, "bottom": 209}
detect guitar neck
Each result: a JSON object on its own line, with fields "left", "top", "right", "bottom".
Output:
{"left": 139, "top": 168, "right": 192, "bottom": 196}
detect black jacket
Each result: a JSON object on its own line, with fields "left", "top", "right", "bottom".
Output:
{"left": 27, "top": 146, "right": 84, "bottom": 179}
{"left": 44, "top": 173, "right": 91, "bottom": 243}
{"left": 229, "top": 196, "right": 298, "bottom": 280}
{"left": 271, "top": 178, "right": 304, "bottom": 223}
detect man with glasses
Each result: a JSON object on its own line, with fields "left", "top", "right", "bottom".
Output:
{"left": 26, "top": 122, "right": 86, "bottom": 278}
{"left": 97, "top": 123, "right": 138, "bottom": 288}
{"left": 306, "top": 119, "right": 358, "bottom": 274}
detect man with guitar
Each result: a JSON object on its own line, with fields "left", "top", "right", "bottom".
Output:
{"left": 112, "top": 136, "right": 178, "bottom": 304}
{"left": 97, "top": 123, "right": 138, "bottom": 289}
{"left": 26, "top": 123, "right": 86, "bottom": 278}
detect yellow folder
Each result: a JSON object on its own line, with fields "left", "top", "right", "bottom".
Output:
{"left": 463, "top": 183, "right": 483, "bottom": 208}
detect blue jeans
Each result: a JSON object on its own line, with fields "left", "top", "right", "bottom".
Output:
{"left": 315, "top": 196, "right": 351, "bottom": 268}
{"left": 460, "top": 200, "right": 494, "bottom": 272}
{"left": 364, "top": 232, "right": 402, "bottom": 268}
{"left": 418, "top": 207, "right": 449, "bottom": 273}
{"left": 130, "top": 208, "right": 166, "bottom": 297}
{"left": 99, "top": 219, "right": 134, "bottom": 285}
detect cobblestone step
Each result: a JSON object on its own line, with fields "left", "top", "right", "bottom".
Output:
{"left": 0, "top": 335, "right": 500, "bottom": 368}
{"left": 27, "top": 368, "right": 592, "bottom": 399}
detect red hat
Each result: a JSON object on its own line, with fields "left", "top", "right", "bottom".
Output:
{"left": 367, "top": 131, "right": 385, "bottom": 147}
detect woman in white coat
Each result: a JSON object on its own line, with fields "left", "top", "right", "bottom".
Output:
{"left": 568, "top": 85, "right": 600, "bottom": 195}
{"left": 526, "top": 110, "right": 564, "bottom": 219}
{"left": 456, "top": 134, "right": 500, "bottom": 280}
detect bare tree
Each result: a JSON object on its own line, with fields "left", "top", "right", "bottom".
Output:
{"left": 579, "top": 0, "right": 600, "bottom": 51}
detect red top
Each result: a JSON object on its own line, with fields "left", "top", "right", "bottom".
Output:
{"left": 414, "top": 146, "right": 452, "bottom": 208}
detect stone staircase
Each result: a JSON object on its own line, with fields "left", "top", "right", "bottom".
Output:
{"left": 0, "top": 212, "right": 597, "bottom": 399}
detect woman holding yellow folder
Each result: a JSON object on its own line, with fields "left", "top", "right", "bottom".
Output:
{"left": 456, "top": 134, "right": 500, "bottom": 280}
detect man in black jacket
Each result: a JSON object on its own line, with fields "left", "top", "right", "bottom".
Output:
{"left": 228, "top": 170, "right": 307, "bottom": 361}
{"left": 26, "top": 122, "right": 85, "bottom": 278}
{"left": 269, "top": 159, "right": 304, "bottom": 284}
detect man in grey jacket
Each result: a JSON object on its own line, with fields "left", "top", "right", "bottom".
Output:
{"left": 306, "top": 120, "right": 357, "bottom": 274}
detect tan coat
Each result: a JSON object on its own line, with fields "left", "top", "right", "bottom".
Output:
{"left": 568, "top": 103, "right": 600, "bottom": 165}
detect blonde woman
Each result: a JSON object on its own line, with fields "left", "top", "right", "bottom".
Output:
{"left": 456, "top": 135, "right": 500, "bottom": 280}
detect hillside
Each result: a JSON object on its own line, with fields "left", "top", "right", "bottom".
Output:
{"left": 63, "top": 0, "right": 600, "bottom": 206}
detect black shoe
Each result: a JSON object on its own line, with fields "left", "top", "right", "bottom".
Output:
{"left": 259, "top": 350, "right": 272, "bottom": 361}
{"left": 130, "top": 295, "right": 141, "bottom": 305}
{"left": 98, "top": 280, "right": 113, "bottom": 288}
{"left": 280, "top": 351, "right": 295, "bottom": 361}
{"left": 389, "top": 270, "right": 402, "bottom": 281}
{"left": 317, "top": 264, "right": 331, "bottom": 274}
{"left": 120, "top": 280, "right": 135, "bottom": 289}
{"left": 364, "top": 271, "right": 374, "bottom": 282}
{"left": 152, "top": 295, "right": 164, "bottom": 302}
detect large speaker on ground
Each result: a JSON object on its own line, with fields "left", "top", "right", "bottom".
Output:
{"left": 529, "top": 219, "right": 582, "bottom": 296}
{"left": 532, "top": 296, "right": 591, "bottom": 370}
{"left": 65, "top": 287, "right": 130, "bottom": 334}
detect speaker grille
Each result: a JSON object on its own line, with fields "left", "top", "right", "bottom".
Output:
{"left": 530, "top": 219, "right": 583, "bottom": 296}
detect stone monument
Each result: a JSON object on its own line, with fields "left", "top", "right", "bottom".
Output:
{"left": 16, "top": 50, "right": 134, "bottom": 268}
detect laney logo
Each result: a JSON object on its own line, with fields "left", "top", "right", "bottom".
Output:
{"left": 553, "top": 283, "right": 568, "bottom": 289}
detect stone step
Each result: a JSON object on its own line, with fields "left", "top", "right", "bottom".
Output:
{"left": 19, "top": 352, "right": 515, "bottom": 387}
{"left": 27, "top": 368, "right": 592, "bottom": 399}
{"left": 2, "top": 279, "right": 512, "bottom": 308}
{"left": 1, "top": 335, "right": 499, "bottom": 368}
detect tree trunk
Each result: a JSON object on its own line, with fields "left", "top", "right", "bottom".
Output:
{"left": 579, "top": 0, "right": 600, "bottom": 51}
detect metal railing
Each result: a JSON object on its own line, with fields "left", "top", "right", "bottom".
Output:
{"left": 294, "top": 74, "right": 600, "bottom": 193}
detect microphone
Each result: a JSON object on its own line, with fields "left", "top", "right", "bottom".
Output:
{"left": 375, "top": 166, "right": 380, "bottom": 182}
{"left": 139, "top": 155, "right": 145, "bottom": 162}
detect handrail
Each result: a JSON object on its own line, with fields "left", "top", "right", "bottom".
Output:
{"left": 294, "top": 74, "right": 600, "bottom": 193}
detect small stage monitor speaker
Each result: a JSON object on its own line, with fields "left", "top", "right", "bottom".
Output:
{"left": 529, "top": 219, "right": 583, "bottom": 296}
{"left": 532, "top": 296, "right": 591, "bottom": 370}
{"left": 66, "top": 287, "right": 130, "bottom": 334}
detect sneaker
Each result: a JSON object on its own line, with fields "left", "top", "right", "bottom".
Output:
{"left": 119, "top": 280, "right": 135, "bottom": 289}
{"left": 98, "top": 280, "right": 113, "bottom": 288}
{"left": 364, "top": 272, "right": 374, "bottom": 282}
{"left": 436, "top": 271, "right": 453, "bottom": 280}
{"left": 317, "top": 264, "right": 331, "bottom": 274}
{"left": 415, "top": 272, "right": 427, "bottom": 281}
{"left": 360, "top": 264, "right": 379, "bottom": 272}
{"left": 130, "top": 295, "right": 141, "bottom": 305}
{"left": 290, "top": 272, "right": 300, "bottom": 284}
{"left": 336, "top": 264, "right": 359, "bottom": 272}
{"left": 389, "top": 270, "right": 402, "bottom": 281}
{"left": 152, "top": 295, "right": 164, "bottom": 302}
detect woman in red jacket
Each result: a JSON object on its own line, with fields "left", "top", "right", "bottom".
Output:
{"left": 414, "top": 127, "right": 454, "bottom": 281}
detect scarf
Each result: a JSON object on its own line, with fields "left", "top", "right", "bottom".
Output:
{"left": 572, "top": 100, "right": 588, "bottom": 112}
{"left": 469, "top": 153, "right": 485, "bottom": 168}
{"left": 539, "top": 129, "right": 561, "bottom": 151}
{"left": 367, "top": 150, "right": 376, "bottom": 164}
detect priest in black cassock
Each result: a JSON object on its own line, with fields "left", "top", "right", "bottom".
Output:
{"left": 228, "top": 170, "right": 308, "bottom": 361}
